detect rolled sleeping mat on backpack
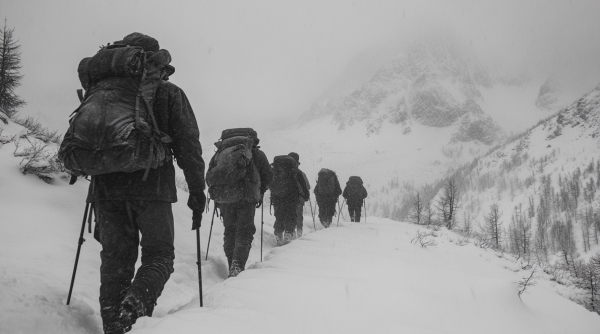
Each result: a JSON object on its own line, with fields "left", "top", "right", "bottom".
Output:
{"left": 348, "top": 176, "right": 363, "bottom": 185}
{"left": 78, "top": 46, "right": 145, "bottom": 89}
{"left": 221, "top": 128, "right": 259, "bottom": 145}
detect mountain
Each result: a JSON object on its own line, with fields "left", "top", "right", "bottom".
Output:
{"left": 300, "top": 34, "right": 503, "bottom": 145}
{"left": 535, "top": 63, "right": 600, "bottom": 113}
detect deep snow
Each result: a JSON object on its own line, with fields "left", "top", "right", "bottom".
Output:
{"left": 1, "top": 118, "right": 600, "bottom": 334}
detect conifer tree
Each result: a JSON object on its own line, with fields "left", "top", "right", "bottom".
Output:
{"left": 0, "top": 20, "right": 25, "bottom": 117}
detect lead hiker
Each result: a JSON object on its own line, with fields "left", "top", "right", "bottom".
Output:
{"left": 342, "top": 176, "right": 368, "bottom": 222}
{"left": 314, "top": 168, "right": 342, "bottom": 228}
{"left": 59, "top": 33, "right": 206, "bottom": 334}
{"left": 206, "top": 128, "right": 272, "bottom": 277}
{"left": 271, "top": 153, "right": 310, "bottom": 245}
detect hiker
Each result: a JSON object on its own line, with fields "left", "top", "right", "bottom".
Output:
{"left": 314, "top": 168, "right": 342, "bottom": 228}
{"left": 342, "top": 176, "right": 368, "bottom": 222}
{"left": 271, "top": 153, "right": 310, "bottom": 245}
{"left": 60, "top": 33, "right": 206, "bottom": 334}
{"left": 206, "top": 128, "right": 272, "bottom": 277}
{"left": 289, "top": 152, "right": 310, "bottom": 238}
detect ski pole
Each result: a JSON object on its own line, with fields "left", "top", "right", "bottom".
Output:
{"left": 205, "top": 204, "right": 217, "bottom": 261}
{"left": 261, "top": 198, "right": 264, "bottom": 262}
{"left": 309, "top": 199, "right": 316, "bottom": 230}
{"left": 66, "top": 202, "right": 91, "bottom": 305}
{"left": 196, "top": 228, "right": 203, "bottom": 307}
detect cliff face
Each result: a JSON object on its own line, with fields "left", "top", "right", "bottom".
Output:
{"left": 301, "top": 36, "right": 503, "bottom": 144}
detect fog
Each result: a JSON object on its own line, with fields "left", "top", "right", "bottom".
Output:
{"left": 3, "top": 0, "right": 600, "bottom": 140}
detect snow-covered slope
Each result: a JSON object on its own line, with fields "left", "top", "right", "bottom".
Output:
{"left": 131, "top": 220, "right": 600, "bottom": 334}
{"left": 399, "top": 83, "right": 600, "bottom": 281}
{"left": 2, "top": 114, "right": 600, "bottom": 333}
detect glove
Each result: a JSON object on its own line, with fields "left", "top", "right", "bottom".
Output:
{"left": 188, "top": 192, "right": 206, "bottom": 230}
{"left": 256, "top": 194, "right": 264, "bottom": 208}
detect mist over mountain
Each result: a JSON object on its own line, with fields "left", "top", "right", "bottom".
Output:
{"left": 299, "top": 33, "right": 509, "bottom": 145}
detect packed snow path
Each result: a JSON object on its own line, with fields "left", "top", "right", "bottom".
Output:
{"left": 132, "top": 219, "right": 600, "bottom": 334}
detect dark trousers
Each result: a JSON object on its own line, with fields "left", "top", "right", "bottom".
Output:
{"left": 296, "top": 200, "right": 304, "bottom": 231}
{"left": 348, "top": 205, "right": 362, "bottom": 222}
{"left": 273, "top": 200, "right": 298, "bottom": 235}
{"left": 96, "top": 200, "right": 174, "bottom": 333}
{"left": 220, "top": 201, "right": 256, "bottom": 270}
{"left": 317, "top": 197, "right": 337, "bottom": 222}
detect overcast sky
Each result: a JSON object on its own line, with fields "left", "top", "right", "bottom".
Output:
{"left": 3, "top": 0, "right": 600, "bottom": 140}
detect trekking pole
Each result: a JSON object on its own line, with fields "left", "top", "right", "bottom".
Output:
{"left": 309, "top": 199, "right": 316, "bottom": 231}
{"left": 261, "top": 198, "right": 264, "bottom": 262}
{"left": 66, "top": 202, "right": 91, "bottom": 305}
{"left": 337, "top": 200, "right": 345, "bottom": 226}
{"left": 337, "top": 200, "right": 345, "bottom": 220}
{"left": 196, "top": 228, "right": 203, "bottom": 307}
{"left": 364, "top": 200, "right": 367, "bottom": 224}
{"left": 205, "top": 204, "right": 217, "bottom": 261}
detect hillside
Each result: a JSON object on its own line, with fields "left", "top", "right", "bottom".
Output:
{"left": 399, "top": 84, "right": 600, "bottom": 312}
{"left": 2, "top": 112, "right": 600, "bottom": 333}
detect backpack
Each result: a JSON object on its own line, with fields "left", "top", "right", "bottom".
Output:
{"left": 206, "top": 128, "right": 261, "bottom": 204}
{"left": 270, "top": 155, "right": 300, "bottom": 200}
{"left": 58, "top": 44, "right": 174, "bottom": 181}
{"left": 345, "top": 176, "right": 365, "bottom": 201}
{"left": 315, "top": 168, "right": 338, "bottom": 196}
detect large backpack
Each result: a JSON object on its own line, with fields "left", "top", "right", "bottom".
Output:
{"left": 315, "top": 168, "right": 338, "bottom": 196}
{"left": 206, "top": 128, "right": 261, "bottom": 204}
{"left": 345, "top": 176, "right": 365, "bottom": 201}
{"left": 58, "top": 41, "right": 174, "bottom": 181}
{"left": 270, "top": 155, "right": 300, "bottom": 201}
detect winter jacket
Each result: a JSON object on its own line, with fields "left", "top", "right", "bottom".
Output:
{"left": 297, "top": 169, "right": 310, "bottom": 202}
{"left": 88, "top": 80, "right": 205, "bottom": 202}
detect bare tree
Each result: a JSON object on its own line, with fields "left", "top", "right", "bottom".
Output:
{"left": 437, "top": 178, "right": 460, "bottom": 229}
{"left": 551, "top": 219, "right": 577, "bottom": 274}
{"left": 0, "top": 20, "right": 25, "bottom": 117}
{"left": 509, "top": 204, "right": 531, "bottom": 258}
{"left": 409, "top": 193, "right": 423, "bottom": 225}
{"left": 423, "top": 201, "right": 435, "bottom": 226}
{"left": 483, "top": 202, "right": 503, "bottom": 250}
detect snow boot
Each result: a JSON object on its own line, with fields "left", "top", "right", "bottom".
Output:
{"left": 228, "top": 261, "right": 243, "bottom": 278}
{"left": 283, "top": 232, "right": 293, "bottom": 245}
{"left": 275, "top": 232, "right": 284, "bottom": 246}
{"left": 296, "top": 228, "right": 303, "bottom": 238}
{"left": 321, "top": 220, "right": 329, "bottom": 228}
{"left": 119, "top": 294, "right": 145, "bottom": 333}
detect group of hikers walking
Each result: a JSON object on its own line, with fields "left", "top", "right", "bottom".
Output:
{"left": 58, "top": 33, "right": 368, "bottom": 334}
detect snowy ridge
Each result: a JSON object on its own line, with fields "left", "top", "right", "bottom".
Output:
{"left": 400, "top": 83, "right": 600, "bottom": 312}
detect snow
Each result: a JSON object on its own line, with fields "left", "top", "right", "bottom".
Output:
{"left": 131, "top": 220, "right": 600, "bottom": 334}
{"left": 1, "top": 111, "right": 600, "bottom": 334}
